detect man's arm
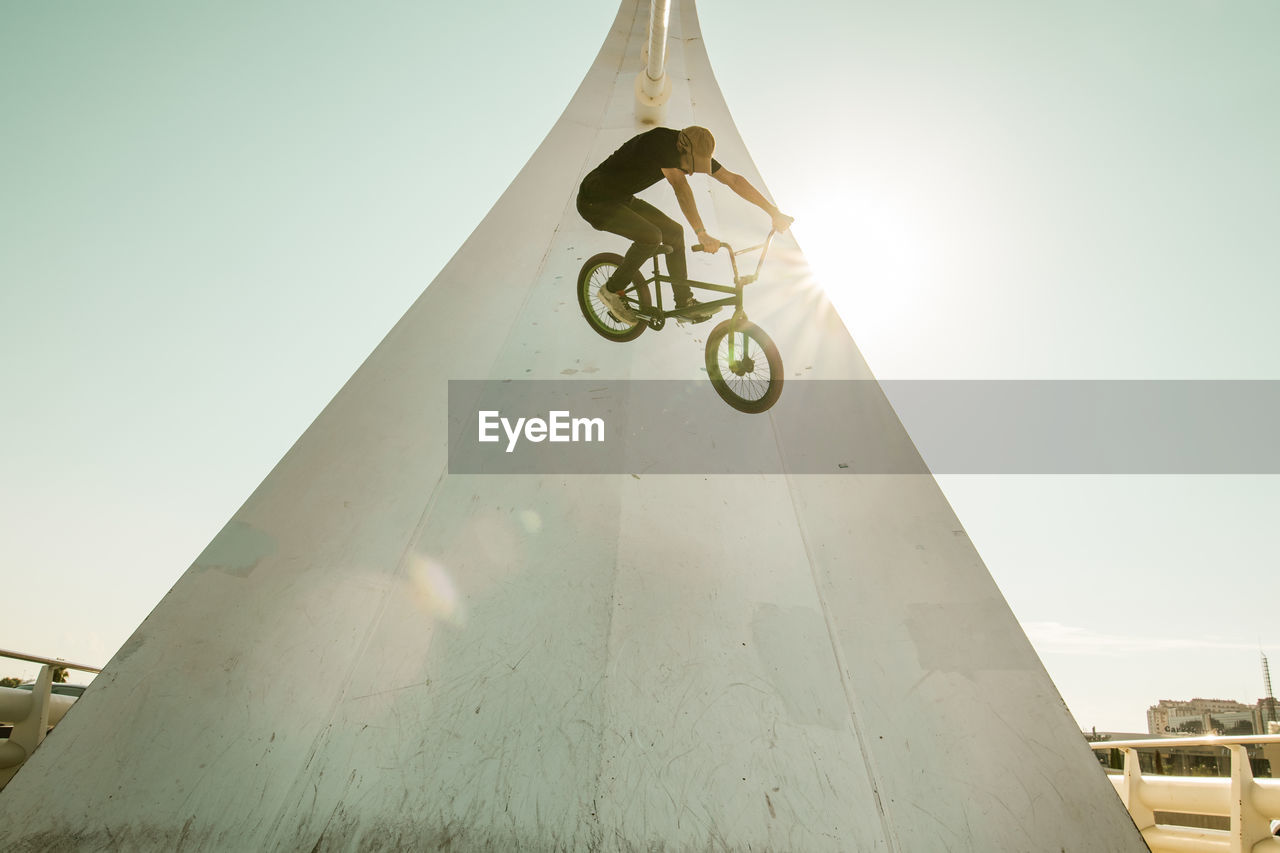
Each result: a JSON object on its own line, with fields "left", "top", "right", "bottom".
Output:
{"left": 712, "top": 168, "right": 794, "bottom": 233}
{"left": 661, "top": 167, "right": 722, "bottom": 252}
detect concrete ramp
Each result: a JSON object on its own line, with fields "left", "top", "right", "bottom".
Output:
{"left": 0, "top": 1, "right": 1146, "bottom": 850}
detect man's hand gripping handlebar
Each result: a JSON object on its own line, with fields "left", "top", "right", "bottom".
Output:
{"left": 692, "top": 213, "right": 793, "bottom": 254}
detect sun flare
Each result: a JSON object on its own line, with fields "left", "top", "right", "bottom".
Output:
{"left": 788, "top": 192, "right": 932, "bottom": 344}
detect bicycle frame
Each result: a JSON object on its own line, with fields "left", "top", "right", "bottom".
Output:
{"left": 633, "top": 228, "right": 778, "bottom": 329}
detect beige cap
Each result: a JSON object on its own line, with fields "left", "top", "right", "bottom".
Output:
{"left": 679, "top": 126, "right": 716, "bottom": 173}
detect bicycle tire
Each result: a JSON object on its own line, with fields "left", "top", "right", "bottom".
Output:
{"left": 577, "top": 252, "right": 652, "bottom": 342}
{"left": 704, "top": 319, "right": 784, "bottom": 414}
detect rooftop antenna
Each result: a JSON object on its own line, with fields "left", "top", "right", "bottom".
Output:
{"left": 1264, "top": 652, "right": 1276, "bottom": 724}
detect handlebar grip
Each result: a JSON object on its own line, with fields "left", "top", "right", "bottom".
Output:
{"left": 692, "top": 244, "right": 703, "bottom": 252}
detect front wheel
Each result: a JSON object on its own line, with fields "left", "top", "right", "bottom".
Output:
{"left": 704, "top": 319, "right": 784, "bottom": 413}
{"left": 578, "top": 252, "right": 652, "bottom": 342}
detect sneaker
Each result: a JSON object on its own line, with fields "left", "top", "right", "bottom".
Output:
{"left": 675, "top": 297, "right": 719, "bottom": 325}
{"left": 598, "top": 287, "right": 637, "bottom": 324}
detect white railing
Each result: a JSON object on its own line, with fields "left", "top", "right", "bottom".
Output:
{"left": 0, "top": 648, "right": 102, "bottom": 790}
{"left": 1090, "top": 735, "right": 1280, "bottom": 853}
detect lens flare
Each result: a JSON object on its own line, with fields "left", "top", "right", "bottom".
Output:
{"left": 406, "top": 554, "right": 466, "bottom": 627}
{"left": 518, "top": 509, "right": 543, "bottom": 534}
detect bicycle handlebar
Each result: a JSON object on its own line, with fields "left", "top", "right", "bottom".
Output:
{"left": 692, "top": 227, "right": 778, "bottom": 254}
{"left": 691, "top": 228, "right": 779, "bottom": 284}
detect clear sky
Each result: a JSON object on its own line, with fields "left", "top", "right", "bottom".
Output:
{"left": 2, "top": 0, "right": 1277, "bottom": 733}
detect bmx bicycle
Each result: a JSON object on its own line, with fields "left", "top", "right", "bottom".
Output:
{"left": 576, "top": 229, "right": 784, "bottom": 414}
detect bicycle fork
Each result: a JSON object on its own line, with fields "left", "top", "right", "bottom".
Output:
{"left": 725, "top": 325, "right": 754, "bottom": 374}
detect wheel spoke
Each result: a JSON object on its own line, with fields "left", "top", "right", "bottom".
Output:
{"left": 579, "top": 253, "right": 650, "bottom": 343}
{"left": 588, "top": 264, "right": 632, "bottom": 331}
{"left": 715, "top": 331, "right": 773, "bottom": 402}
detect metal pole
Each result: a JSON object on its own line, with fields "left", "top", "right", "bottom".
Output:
{"left": 645, "top": 0, "right": 670, "bottom": 86}
{"left": 635, "top": 0, "right": 672, "bottom": 122}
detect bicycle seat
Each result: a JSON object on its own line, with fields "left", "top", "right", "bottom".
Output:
{"left": 652, "top": 243, "right": 674, "bottom": 256}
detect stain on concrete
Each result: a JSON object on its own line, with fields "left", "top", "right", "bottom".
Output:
{"left": 906, "top": 599, "right": 1039, "bottom": 673}
{"left": 190, "top": 520, "right": 276, "bottom": 579}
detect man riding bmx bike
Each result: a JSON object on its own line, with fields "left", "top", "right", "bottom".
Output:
{"left": 576, "top": 125, "right": 794, "bottom": 324}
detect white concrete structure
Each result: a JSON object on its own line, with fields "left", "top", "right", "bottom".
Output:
{"left": 0, "top": 1, "right": 1146, "bottom": 849}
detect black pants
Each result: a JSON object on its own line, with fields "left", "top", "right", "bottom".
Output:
{"left": 577, "top": 195, "right": 692, "bottom": 302}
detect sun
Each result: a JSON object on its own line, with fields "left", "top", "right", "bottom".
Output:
{"left": 794, "top": 193, "right": 929, "bottom": 326}
{"left": 784, "top": 188, "right": 935, "bottom": 373}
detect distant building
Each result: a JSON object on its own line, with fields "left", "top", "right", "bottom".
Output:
{"left": 1260, "top": 696, "right": 1280, "bottom": 731}
{"left": 1146, "top": 698, "right": 1276, "bottom": 736}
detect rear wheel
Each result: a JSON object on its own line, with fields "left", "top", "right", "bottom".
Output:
{"left": 704, "top": 319, "right": 783, "bottom": 413}
{"left": 578, "top": 252, "right": 651, "bottom": 342}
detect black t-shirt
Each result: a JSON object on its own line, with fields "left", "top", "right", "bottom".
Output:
{"left": 579, "top": 127, "right": 722, "bottom": 202}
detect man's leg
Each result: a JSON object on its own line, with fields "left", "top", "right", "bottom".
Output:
{"left": 623, "top": 199, "right": 694, "bottom": 303}
{"left": 578, "top": 198, "right": 665, "bottom": 294}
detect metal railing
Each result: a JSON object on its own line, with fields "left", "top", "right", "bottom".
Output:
{"left": 1090, "top": 735, "right": 1280, "bottom": 852}
{"left": 0, "top": 648, "right": 102, "bottom": 790}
